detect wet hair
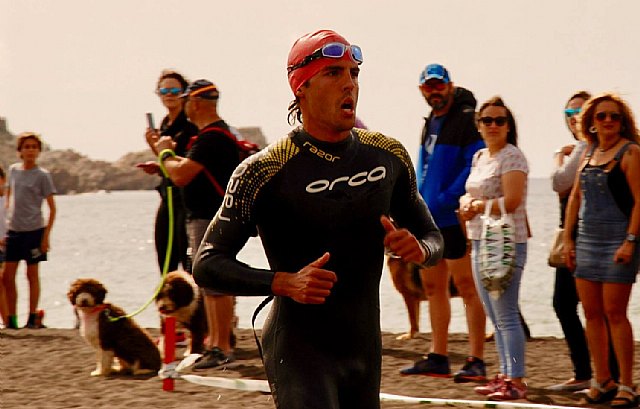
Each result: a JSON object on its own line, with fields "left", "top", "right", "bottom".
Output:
{"left": 287, "top": 98, "right": 302, "bottom": 125}
{"left": 579, "top": 93, "right": 640, "bottom": 144}
{"left": 17, "top": 132, "right": 43, "bottom": 151}
{"left": 477, "top": 96, "right": 519, "bottom": 146}
{"left": 156, "top": 69, "right": 189, "bottom": 91}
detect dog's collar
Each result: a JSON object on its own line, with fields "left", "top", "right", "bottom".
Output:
{"left": 90, "top": 304, "right": 109, "bottom": 314}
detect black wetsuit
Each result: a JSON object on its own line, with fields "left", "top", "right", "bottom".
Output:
{"left": 193, "top": 127, "right": 443, "bottom": 409}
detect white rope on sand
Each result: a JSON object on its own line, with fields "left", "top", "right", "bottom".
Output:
{"left": 159, "top": 356, "right": 584, "bottom": 409}
{"left": 159, "top": 354, "right": 271, "bottom": 393}
{"left": 179, "top": 374, "right": 271, "bottom": 393}
{"left": 379, "top": 393, "right": 585, "bottom": 409}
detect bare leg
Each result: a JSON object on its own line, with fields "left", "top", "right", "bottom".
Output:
{"left": 203, "top": 294, "right": 217, "bottom": 349}
{"left": 25, "top": 263, "right": 40, "bottom": 313}
{"left": 421, "top": 260, "right": 450, "bottom": 355}
{"left": 576, "top": 278, "right": 611, "bottom": 383}
{"left": 212, "top": 295, "right": 234, "bottom": 354}
{"left": 449, "top": 252, "right": 485, "bottom": 359}
{"left": 603, "top": 283, "right": 634, "bottom": 388}
{"left": 0, "top": 277, "right": 9, "bottom": 325}
{"left": 1, "top": 261, "right": 19, "bottom": 316}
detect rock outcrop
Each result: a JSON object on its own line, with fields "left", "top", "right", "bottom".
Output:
{"left": 0, "top": 117, "right": 267, "bottom": 195}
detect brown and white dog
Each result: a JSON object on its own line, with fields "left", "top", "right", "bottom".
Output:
{"left": 155, "top": 270, "right": 207, "bottom": 355}
{"left": 387, "top": 257, "right": 428, "bottom": 340}
{"left": 68, "top": 278, "right": 162, "bottom": 376}
{"left": 387, "top": 257, "right": 460, "bottom": 340}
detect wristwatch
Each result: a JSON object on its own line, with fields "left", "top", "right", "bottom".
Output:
{"left": 625, "top": 233, "right": 638, "bottom": 243}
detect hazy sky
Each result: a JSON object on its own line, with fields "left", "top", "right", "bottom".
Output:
{"left": 2, "top": 0, "right": 639, "bottom": 177}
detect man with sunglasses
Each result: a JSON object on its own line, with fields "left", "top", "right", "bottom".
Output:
{"left": 399, "top": 64, "right": 487, "bottom": 382}
{"left": 155, "top": 79, "right": 239, "bottom": 370}
{"left": 193, "top": 30, "right": 443, "bottom": 409}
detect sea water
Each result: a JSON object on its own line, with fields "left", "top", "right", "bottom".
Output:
{"left": 10, "top": 180, "right": 640, "bottom": 338}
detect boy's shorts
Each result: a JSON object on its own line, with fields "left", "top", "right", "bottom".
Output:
{"left": 5, "top": 228, "right": 47, "bottom": 265}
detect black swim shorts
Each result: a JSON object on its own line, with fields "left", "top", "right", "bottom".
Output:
{"left": 440, "top": 224, "right": 468, "bottom": 260}
{"left": 5, "top": 228, "right": 47, "bottom": 264}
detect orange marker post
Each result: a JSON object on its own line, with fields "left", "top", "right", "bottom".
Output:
{"left": 163, "top": 316, "right": 176, "bottom": 391}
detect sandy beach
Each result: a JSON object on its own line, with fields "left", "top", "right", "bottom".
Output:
{"left": 2, "top": 327, "right": 637, "bottom": 409}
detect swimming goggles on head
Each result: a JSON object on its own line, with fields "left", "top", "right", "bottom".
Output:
{"left": 287, "top": 42, "right": 363, "bottom": 74}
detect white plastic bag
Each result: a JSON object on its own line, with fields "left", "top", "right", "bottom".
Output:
{"left": 479, "top": 198, "right": 516, "bottom": 299}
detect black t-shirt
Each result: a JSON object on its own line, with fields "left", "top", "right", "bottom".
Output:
{"left": 184, "top": 120, "right": 240, "bottom": 220}
{"left": 160, "top": 110, "right": 198, "bottom": 157}
{"left": 156, "top": 111, "right": 199, "bottom": 196}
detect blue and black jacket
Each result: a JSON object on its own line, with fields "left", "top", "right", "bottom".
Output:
{"left": 416, "top": 87, "right": 484, "bottom": 228}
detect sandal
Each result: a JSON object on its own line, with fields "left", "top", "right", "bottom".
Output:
{"left": 611, "top": 385, "right": 638, "bottom": 408}
{"left": 585, "top": 378, "right": 618, "bottom": 404}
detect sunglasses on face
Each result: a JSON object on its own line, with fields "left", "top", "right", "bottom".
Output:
{"left": 287, "top": 42, "right": 363, "bottom": 74}
{"left": 594, "top": 111, "right": 622, "bottom": 122}
{"left": 421, "top": 82, "right": 447, "bottom": 93}
{"left": 478, "top": 116, "right": 508, "bottom": 126}
{"left": 158, "top": 87, "right": 182, "bottom": 96}
{"left": 564, "top": 108, "right": 581, "bottom": 118}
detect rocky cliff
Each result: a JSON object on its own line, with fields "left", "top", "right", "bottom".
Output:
{"left": 0, "top": 118, "right": 267, "bottom": 195}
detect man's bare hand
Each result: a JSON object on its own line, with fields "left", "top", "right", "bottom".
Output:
{"left": 271, "top": 252, "right": 337, "bottom": 304}
{"left": 146, "top": 128, "right": 160, "bottom": 151}
{"left": 560, "top": 144, "right": 575, "bottom": 156}
{"left": 155, "top": 135, "right": 176, "bottom": 153}
{"left": 136, "top": 161, "right": 160, "bottom": 175}
{"left": 381, "top": 215, "right": 425, "bottom": 265}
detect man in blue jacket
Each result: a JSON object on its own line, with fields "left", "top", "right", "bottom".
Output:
{"left": 400, "top": 64, "right": 487, "bottom": 382}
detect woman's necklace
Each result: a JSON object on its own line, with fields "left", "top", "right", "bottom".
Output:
{"left": 598, "top": 137, "right": 622, "bottom": 153}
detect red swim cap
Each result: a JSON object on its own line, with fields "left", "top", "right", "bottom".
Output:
{"left": 287, "top": 30, "right": 353, "bottom": 94}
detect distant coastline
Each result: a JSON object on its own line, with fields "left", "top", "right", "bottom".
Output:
{"left": 0, "top": 117, "right": 267, "bottom": 194}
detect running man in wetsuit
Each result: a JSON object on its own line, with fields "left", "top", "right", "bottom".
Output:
{"left": 193, "top": 30, "right": 443, "bottom": 409}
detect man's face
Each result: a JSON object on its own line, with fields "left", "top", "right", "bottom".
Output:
{"left": 420, "top": 79, "right": 453, "bottom": 111}
{"left": 298, "top": 58, "right": 360, "bottom": 138}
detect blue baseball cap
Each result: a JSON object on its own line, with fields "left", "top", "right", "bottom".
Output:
{"left": 419, "top": 64, "right": 450, "bottom": 85}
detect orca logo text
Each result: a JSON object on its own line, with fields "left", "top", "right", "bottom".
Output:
{"left": 305, "top": 166, "right": 387, "bottom": 193}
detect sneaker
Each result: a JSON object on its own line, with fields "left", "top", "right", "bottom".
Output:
{"left": 399, "top": 353, "right": 451, "bottom": 377}
{"left": 475, "top": 374, "right": 506, "bottom": 395}
{"left": 192, "top": 347, "right": 235, "bottom": 370}
{"left": 24, "top": 311, "right": 46, "bottom": 329}
{"left": 487, "top": 379, "right": 527, "bottom": 401}
{"left": 453, "top": 356, "right": 487, "bottom": 383}
{"left": 6, "top": 315, "right": 19, "bottom": 329}
{"left": 546, "top": 378, "right": 591, "bottom": 391}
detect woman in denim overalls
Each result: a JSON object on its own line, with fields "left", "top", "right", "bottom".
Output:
{"left": 564, "top": 93, "right": 640, "bottom": 407}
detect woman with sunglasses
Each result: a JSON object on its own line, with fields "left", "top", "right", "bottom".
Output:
{"left": 548, "top": 91, "right": 595, "bottom": 391}
{"left": 563, "top": 93, "right": 640, "bottom": 407}
{"left": 459, "top": 97, "right": 529, "bottom": 401}
{"left": 143, "top": 70, "right": 197, "bottom": 274}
